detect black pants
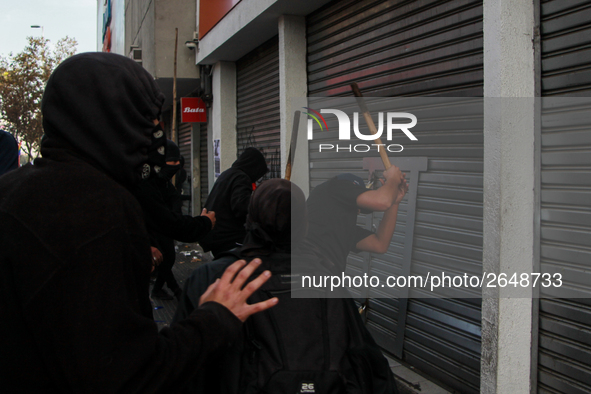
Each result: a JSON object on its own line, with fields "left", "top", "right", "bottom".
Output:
{"left": 152, "top": 240, "right": 180, "bottom": 293}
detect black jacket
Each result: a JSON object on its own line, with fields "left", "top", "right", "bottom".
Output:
{"left": 134, "top": 176, "right": 212, "bottom": 256}
{"left": 175, "top": 250, "right": 397, "bottom": 394}
{"left": 0, "top": 53, "right": 241, "bottom": 393}
{"left": 199, "top": 148, "right": 267, "bottom": 256}
{"left": 0, "top": 155, "right": 241, "bottom": 393}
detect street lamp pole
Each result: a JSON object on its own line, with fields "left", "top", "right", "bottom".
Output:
{"left": 30, "top": 25, "right": 44, "bottom": 37}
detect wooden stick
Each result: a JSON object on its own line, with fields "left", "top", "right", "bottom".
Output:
{"left": 285, "top": 110, "right": 301, "bottom": 181}
{"left": 172, "top": 28, "right": 179, "bottom": 143}
{"left": 350, "top": 82, "right": 391, "bottom": 169}
{"left": 171, "top": 28, "right": 179, "bottom": 186}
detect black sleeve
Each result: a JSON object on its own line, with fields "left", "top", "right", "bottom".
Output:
{"left": 351, "top": 225, "right": 374, "bottom": 253}
{"left": 135, "top": 180, "right": 212, "bottom": 243}
{"left": 229, "top": 172, "right": 254, "bottom": 220}
{"left": 330, "top": 179, "right": 368, "bottom": 209}
{"left": 13, "top": 211, "right": 240, "bottom": 393}
{"left": 166, "top": 181, "right": 184, "bottom": 215}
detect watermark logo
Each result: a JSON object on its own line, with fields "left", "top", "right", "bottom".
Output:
{"left": 302, "top": 107, "right": 328, "bottom": 131}
{"left": 304, "top": 108, "right": 417, "bottom": 153}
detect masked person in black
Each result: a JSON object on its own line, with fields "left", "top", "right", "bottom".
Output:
{"left": 304, "top": 166, "right": 408, "bottom": 274}
{"left": 199, "top": 147, "right": 268, "bottom": 257}
{"left": 0, "top": 52, "right": 277, "bottom": 393}
{"left": 175, "top": 179, "right": 305, "bottom": 321}
{"left": 175, "top": 179, "right": 398, "bottom": 394}
{"left": 134, "top": 139, "right": 215, "bottom": 300}
{"left": 174, "top": 179, "right": 306, "bottom": 393}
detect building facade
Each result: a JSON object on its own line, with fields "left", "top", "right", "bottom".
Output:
{"left": 99, "top": 0, "right": 591, "bottom": 392}
{"left": 98, "top": 0, "right": 204, "bottom": 214}
{"left": 196, "top": 1, "right": 591, "bottom": 393}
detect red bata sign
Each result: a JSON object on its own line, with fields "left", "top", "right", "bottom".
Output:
{"left": 181, "top": 97, "right": 207, "bottom": 123}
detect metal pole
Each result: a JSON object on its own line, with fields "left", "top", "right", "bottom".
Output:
{"left": 171, "top": 28, "right": 179, "bottom": 143}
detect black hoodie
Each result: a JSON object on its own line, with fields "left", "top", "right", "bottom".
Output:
{"left": 40, "top": 52, "right": 166, "bottom": 188}
{"left": 199, "top": 147, "right": 268, "bottom": 256}
{"left": 0, "top": 53, "right": 240, "bottom": 393}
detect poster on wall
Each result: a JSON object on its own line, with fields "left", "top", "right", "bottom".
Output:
{"left": 213, "top": 139, "right": 220, "bottom": 179}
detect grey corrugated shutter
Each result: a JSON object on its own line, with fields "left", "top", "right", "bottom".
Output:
{"left": 307, "top": 0, "right": 483, "bottom": 97}
{"left": 538, "top": 101, "right": 591, "bottom": 394}
{"left": 538, "top": 1, "right": 591, "bottom": 392}
{"left": 199, "top": 122, "right": 209, "bottom": 209}
{"left": 236, "top": 36, "right": 281, "bottom": 179}
{"left": 307, "top": 1, "right": 484, "bottom": 392}
{"left": 177, "top": 123, "right": 192, "bottom": 215}
{"left": 540, "top": 0, "right": 591, "bottom": 96}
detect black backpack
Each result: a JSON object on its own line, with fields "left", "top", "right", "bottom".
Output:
{"left": 235, "top": 255, "right": 398, "bottom": 394}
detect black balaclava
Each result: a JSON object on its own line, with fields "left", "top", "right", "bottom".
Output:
{"left": 142, "top": 124, "right": 166, "bottom": 180}
{"left": 240, "top": 179, "right": 307, "bottom": 256}
{"left": 335, "top": 173, "right": 365, "bottom": 187}
{"left": 231, "top": 147, "right": 268, "bottom": 182}
{"left": 0, "top": 130, "right": 18, "bottom": 176}
{"left": 335, "top": 173, "right": 371, "bottom": 214}
{"left": 40, "top": 52, "right": 166, "bottom": 187}
{"left": 159, "top": 139, "right": 182, "bottom": 181}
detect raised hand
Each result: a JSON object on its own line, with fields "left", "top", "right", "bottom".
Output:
{"left": 199, "top": 259, "right": 278, "bottom": 322}
{"left": 395, "top": 173, "right": 409, "bottom": 205}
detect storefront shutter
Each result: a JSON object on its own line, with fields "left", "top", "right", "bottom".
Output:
{"left": 306, "top": 1, "right": 484, "bottom": 392}
{"left": 177, "top": 122, "right": 193, "bottom": 215}
{"left": 538, "top": 1, "right": 591, "bottom": 392}
{"left": 236, "top": 36, "right": 281, "bottom": 179}
{"left": 200, "top": 122, "right": 209, "bottom": 209}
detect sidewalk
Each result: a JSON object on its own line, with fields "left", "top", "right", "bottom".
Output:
{"left": 149, "top": 241, "right": 211, "bottom": 328}
{"left": 388, "top": 356, "right": 453, "bottom": 394}
{"left": 150, "top": 242, "right": 452, "bottom": 394}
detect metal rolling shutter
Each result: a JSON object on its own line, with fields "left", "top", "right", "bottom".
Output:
{"left": 538, "top": 2, "right": 591, "bottom": 392}
{"left": 236, "top": 36, "right": 281, "bottom": 179}
{"left": 307, "top": 1, "right": 484, "bottom": 392}
{"left": 540, "top": 0, "right": 591, "bottom": 96}
{"left": 538, "top": 101, "right": 591, "bottom": 394}
{"left": 307, "top": 0, "right": 483, "bottom": 97}
{"left": 199, "top": 122, "right": 209, "bottom": 209}
{"left": 177, "top": 123, "right": 192, "bottom": 215}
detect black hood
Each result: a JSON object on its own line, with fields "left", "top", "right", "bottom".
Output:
{"left": 231, "top": 147, "right": 268, "bottom": 182}
{"left": 0, "top": 130, "right": 18, "bottom": 176}
{"left": 241, "top": 179, "right": 307, "bottom": 255}
{"left": 40, "top": 52, "right": 165, "bottom": 187}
